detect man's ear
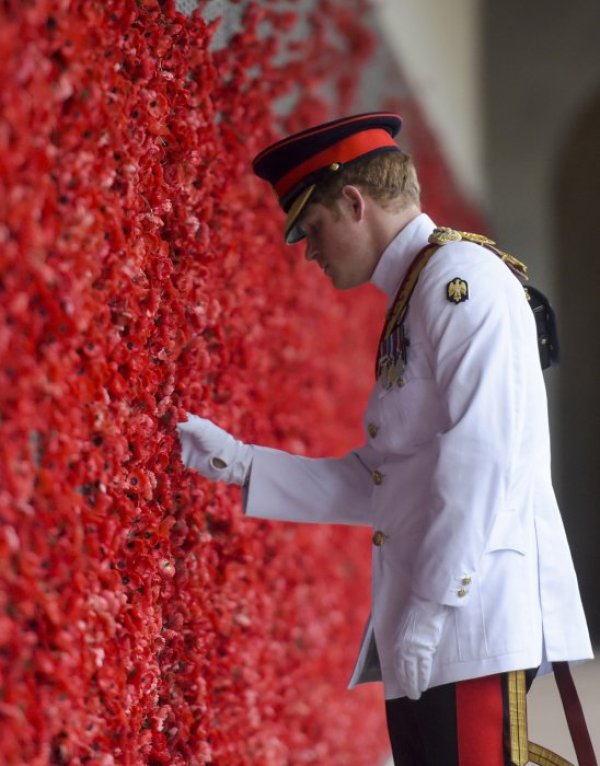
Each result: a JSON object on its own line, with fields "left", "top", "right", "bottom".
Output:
{"left": 340, "top": 185, "right": 366, "bottom": 222}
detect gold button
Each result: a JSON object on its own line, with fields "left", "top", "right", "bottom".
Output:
{"left": 329, "top": 161, "right": 341, "bottom": 171}
{"left": 372, "top": 470, "right": 384, "bottom": 486}
{"left": 457, "top": 588, "right": 468, "bottom": 598}
{"left": 372, "top": 530, "right": 387, "bottom": 546}
{"left": 396, "top": 377, "right": 405, "bottom": 387}
{"left": 461, "top": 576, "right": 472, "bottom": 586}
{"left": 368, "top": 423, "right": 379, "bottom": 438}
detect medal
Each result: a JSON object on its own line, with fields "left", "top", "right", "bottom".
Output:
{"left": 374, "top": 241, "right": 440, "bottom": 386}
{"left": 377, "top": 323, "right": 408, "bottom": 388}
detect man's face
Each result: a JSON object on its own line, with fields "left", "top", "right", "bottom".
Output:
{"left": 297, "top": 195, "right": 378, "bottom": 290}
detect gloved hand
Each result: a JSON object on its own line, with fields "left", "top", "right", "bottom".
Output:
{"left": 176, "top": 414, "right": 253, "bottom": 485}
{"left": 394, "top": 593, "right": 449, "bottom": 700}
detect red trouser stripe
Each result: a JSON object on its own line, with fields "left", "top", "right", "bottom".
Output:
{"left": 456, "top": 674, "right": 506, "bottom": 766}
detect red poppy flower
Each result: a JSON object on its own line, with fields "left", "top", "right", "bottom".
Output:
{"left": 0, "top": 0, "right": 483, "bottom": 762}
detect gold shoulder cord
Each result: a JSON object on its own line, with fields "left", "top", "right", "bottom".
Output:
{"left": 428, "top": 227, "right": 529, "bottom": 281}
{"left": 508, "top": 670, "right": 575, "bottom": 766}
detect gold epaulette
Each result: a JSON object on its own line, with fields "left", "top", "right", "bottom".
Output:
{"left": 428, "top": 227, "right": 529, "bottom": 281}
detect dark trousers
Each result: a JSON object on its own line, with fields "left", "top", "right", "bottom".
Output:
{"left": 385, "top": 670, "right": 537, "bottom": 766}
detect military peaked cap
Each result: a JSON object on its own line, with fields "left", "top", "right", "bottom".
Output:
{"left": 252, "top": 112, "right": 402, "bottom": 243}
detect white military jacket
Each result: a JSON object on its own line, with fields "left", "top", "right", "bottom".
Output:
{"left": 244, "top": 213, "right": 593, "bottom": 700}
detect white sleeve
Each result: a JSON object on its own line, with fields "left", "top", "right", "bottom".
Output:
{"left": 409, "top": 245, "right": 532, "bottom": 606}
{"left": 244, "top": 443, "right": 378, "bottom": 526}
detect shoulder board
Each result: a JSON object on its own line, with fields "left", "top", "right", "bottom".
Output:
{"left": 428, "top": 227, "right": 528, "bottom": 281}
{"left": 428, "top": 227, "right": 495, "bottom": 247}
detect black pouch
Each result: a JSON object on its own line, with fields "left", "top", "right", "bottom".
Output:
{"left": 525, "top": 285, "right": 559, "bottom": 369}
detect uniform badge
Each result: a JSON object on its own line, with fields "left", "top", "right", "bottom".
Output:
{"left": 447, "top": 277, "right": 469, "bottom": 304}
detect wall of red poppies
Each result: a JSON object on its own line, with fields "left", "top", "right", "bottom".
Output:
{"left": 0, "top": 1, "right": 481, "bottom": 764}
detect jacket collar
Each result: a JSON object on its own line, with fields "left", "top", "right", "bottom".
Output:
{"left": 370, "top": 213, "right": 436, "bottom": 300}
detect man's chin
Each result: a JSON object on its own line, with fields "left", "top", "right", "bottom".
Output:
{"left": 330, "top": 273, "right": 362, "bottom": 291}
{"left": 330, "top": 274, "right": 348, "bottom": 290}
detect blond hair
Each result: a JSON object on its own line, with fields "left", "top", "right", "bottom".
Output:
{"left": 310, "top": 150, "right": 421, "bottom": 211}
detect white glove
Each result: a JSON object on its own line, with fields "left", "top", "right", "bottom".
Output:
{"left": 394, "top": 593, "right": 449, "bottom": 700}
{"left": 176, "top": 414, "right": 253, "bottom": 485}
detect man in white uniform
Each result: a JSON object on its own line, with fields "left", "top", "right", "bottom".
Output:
{"left": 177, "top": 113, "right": 593, "bottom": 765}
